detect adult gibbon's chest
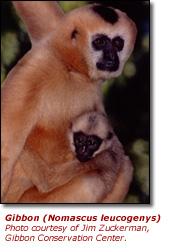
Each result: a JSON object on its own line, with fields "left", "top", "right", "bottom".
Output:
{"left": 24, "top": 124, "right": 73, "bottom": 166}
{"left": 23, "top": 80, "right": 104, "bottom": 167}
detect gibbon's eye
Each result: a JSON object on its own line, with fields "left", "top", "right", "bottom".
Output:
{"left": 74, "top": 132, "right": 86, "bottom": 146}
{"left": 88, "top": 139, "right": 96, "bottom": 147}
{"left": 75, "top": 137, "right": 84, "bottom": 145}
{"left": 112, "top": 36, "right": 124, "bottom": 51}
{"left": 87, "top": 136, "right": 102, "bottom": 150}
{"left": 95, "top": 38, "right": 106, "bottom": 46}
{"left": 92, "top": 35, "right": 110, "bottom": 50}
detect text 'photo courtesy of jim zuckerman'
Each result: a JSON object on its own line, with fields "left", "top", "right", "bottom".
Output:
{"left": 4, "top": 213, "right": 161, "bottom": 242}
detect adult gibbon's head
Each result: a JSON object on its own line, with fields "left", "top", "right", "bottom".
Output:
{"left": 69, "top": 111, "right": 115, "bottom": 162}
{"left": 13, "top": 2, "right": 137, "bottom": 82}
{"left": 51, "top": 3, "right": 137, "bottom": 81}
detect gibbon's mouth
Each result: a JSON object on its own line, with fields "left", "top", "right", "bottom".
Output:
{"left": 76, "top": 155, "right": 92, "bottom": 162}
{"left": 96, "top": 60, "right": 119, "bottom": 72}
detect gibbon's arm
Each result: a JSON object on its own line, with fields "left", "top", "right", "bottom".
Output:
{"left": 1, "top": 65, "right": 39, "bottom": 200}
{"left": 18, "top": 149, "right": 122, "bottom": 203}
{"left": 2, "top": 1, "right": 65, "bottom": 201}
{"left": 4, "top": 148, "right": 133, "bottom": 204}
{"left": 12, "top": 1, "right": 64, "bottom": 43}
{"left": 20, "top": 146, "right": 122, "bottom": 195}
{"left": 18, "top": 154, "right": 133, "bottom": 204}
{"left": 102, "top": 156, "right": 133, "bottom": 203}
{"left": 2, "top": 160, "right": 34, "bottom": 203}
{"left": 3, "top": 147, "right": 121, "bottom": 203}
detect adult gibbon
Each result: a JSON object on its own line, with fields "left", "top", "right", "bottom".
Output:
{"left": 1, "top": 1, "right": 137, "bottom": 203}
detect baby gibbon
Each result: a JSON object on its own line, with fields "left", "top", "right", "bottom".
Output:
{"left": 18, "top": 111, "right": 132, "bottom": 203}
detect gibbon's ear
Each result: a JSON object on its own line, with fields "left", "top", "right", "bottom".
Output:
{"left": 12, "top": 1, "right": 64, "bottom": 43}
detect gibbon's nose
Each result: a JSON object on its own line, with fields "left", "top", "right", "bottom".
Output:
{"left": 81, "top": 146, "right": 86, "bottom": 154}
{"left": 79, "top": 145, "right": 89, "bottom": 157}
{"left": 105, "top": 48, "right": 119, "bottom": 71}
{"left": 104, "top": 43, "right": 115, "bottom": 60}
{"left": 105, "top": 51, "right": 114, "bottom": 61}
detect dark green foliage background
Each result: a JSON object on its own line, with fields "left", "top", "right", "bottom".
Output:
{"left": 1, "top": 1, "right": 150, "bottom": 203}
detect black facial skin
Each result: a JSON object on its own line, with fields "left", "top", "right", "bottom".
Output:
{"left": 74, "top": 131, "right": 102, "bottom": 162}
{"left": 92, "top": 34, "right": 124, "bottom": 72}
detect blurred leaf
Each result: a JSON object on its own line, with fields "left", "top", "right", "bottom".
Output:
{"left": 1, "top": 32, "right": 19, "bottom": 66}
{"left": 58, "top": 1, "right": 88, "bottom": 12}
{"left": 130, "top": 139, "right": 149, "bottom": 195}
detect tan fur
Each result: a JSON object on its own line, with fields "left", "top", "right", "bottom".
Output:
{"left": 102, "top": 156, "right": 133, "bottom": 203}
{"left": 18, "top": 155, "right": 133, "bottom": 203}
{"left": 1, "top": 2, "right": 137, "bottom": 203}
